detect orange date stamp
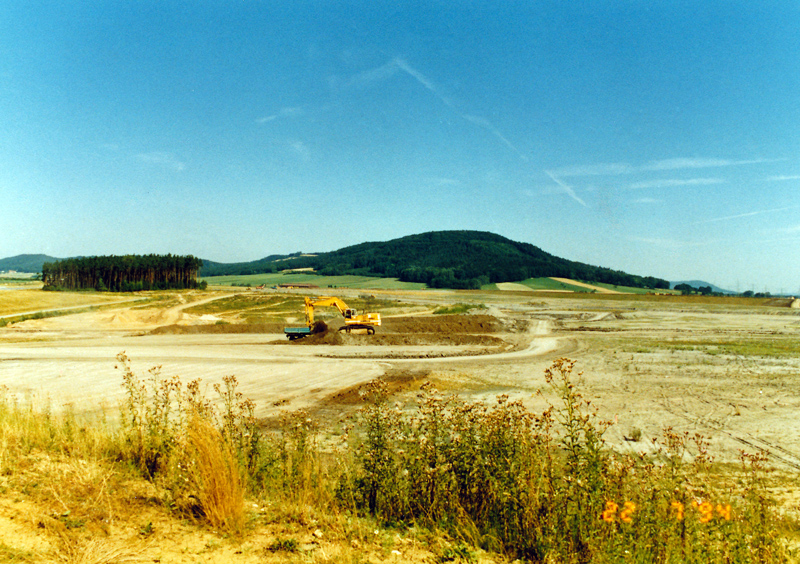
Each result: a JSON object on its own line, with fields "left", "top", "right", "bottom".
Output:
{"left": 602, "top": 500, "right": 732, "bottom": 523}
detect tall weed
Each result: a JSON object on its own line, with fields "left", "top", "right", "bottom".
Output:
{"left": 114, "top": 354, "right": 259, "bottom": 529}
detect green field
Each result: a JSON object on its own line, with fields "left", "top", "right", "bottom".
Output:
{"left": 200, "top": 272, "right": 426, "bottom": 290}
{"left": 484, "top": 277, "right": 596, "bottom": 292}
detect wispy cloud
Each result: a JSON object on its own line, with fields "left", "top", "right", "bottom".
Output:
{"left": 339, "top": 60, "right": 400, "bottom": 90}
{"left": 641, "top": 157, "right": 776, "bottom": 171}
{"left": 393, "top": 58, "right": 528, "bottom": 159}
{"left": 552, "top": 157, "right": 778, "bottom": 177}
{"left": 549, "top": 163, "right": 634, "bottom": 177}
{"left": 393, "top": 57, "right": 455, "bottom": 109}
{"left": 778, "top": 224, "right": 800, "bottom": 234}
{"left": 427, "top": 177, "right": 461, "bottom": 187}
{"left": 463, "top": 115, "right": 528, "bottom": 161}
{"left": 767, "top": 175, "right": 800, "bottom": 181}
{"left": 257, "top": 106, "right": 304, "bottom": 124}
{"left": 135, "top": 152, "right": 185, "bottom": 172}
{"left": 632, "top": 197, "right": 661, "bottom": 204}
{"left": 695, "top": 205, "right": 799, "bottom": 224}
{"left": 627, "top": 178, "right": 725, "bottom": 190}
{"left": 544, "top": 170, "right": 587, "bottom": 207}
{"left": 341, "top": 58, "right": 526, "bottom": 160}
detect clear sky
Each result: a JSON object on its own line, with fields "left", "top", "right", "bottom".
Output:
{"left": 2, "top": 2, "right": 798, "bottom": 293}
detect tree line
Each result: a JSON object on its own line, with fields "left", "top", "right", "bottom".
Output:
{"left": 42, "top": 254, "right": 205, "bottom": 292}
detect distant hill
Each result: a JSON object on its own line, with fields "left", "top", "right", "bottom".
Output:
{"left": 0, "top": 254, "right": 61, "bottom": 273}
{"left": 200, "top": 230, "right": 671, "bottom": 291}
{"left": 199, "top": 253, "right": 308, "bottom": 277}
{"left": 671, "top": 280, "right": 734, "bottom": 294}
{"left": 0, "top": 231, "right": 675, "bottom": 290}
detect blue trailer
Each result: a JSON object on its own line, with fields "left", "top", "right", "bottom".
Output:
{"left": 284, "top": 326, "right": 313, "bottom": 340}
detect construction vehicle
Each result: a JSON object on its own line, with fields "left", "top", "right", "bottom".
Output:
{"left": 284, "top": 296, "right": 381, "bottom": 340}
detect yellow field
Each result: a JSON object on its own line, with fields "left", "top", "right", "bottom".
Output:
{"left": 0, "top": 289, "right": 139, "bottom": 317}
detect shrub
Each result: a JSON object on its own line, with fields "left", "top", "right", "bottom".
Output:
{"left": 337, "top": 358, "right": 790, "bottom": 562}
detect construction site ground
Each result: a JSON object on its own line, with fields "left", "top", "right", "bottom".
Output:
{"left": 1, "top": 286, "right": 799, "bottom": 466}
{"left": 0, "top": 285, "right": 799, "bottom": 562}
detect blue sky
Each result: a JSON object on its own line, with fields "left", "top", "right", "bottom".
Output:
{"left": 1, "top": 1, "right": 799, "bottom": 293}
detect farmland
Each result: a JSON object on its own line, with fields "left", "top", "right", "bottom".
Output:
{"left": 0, "top": 283, "right": 797, "bottom": 562}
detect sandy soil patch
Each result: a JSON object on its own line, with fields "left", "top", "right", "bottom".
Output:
{"left": 496, "top": 282, "right": 532, "bottom": 291}
{"left": 549, "top": 277, "right": 622, "bottom": 293}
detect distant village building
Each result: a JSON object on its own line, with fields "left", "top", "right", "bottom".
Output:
{"left": 277, "top": 283, "right": 319, "bottom": 289}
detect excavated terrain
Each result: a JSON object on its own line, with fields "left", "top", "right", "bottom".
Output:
{"left": 1, "top": 286, "right": 799, "bottom": 562}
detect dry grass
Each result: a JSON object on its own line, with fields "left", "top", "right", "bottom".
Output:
{"left": 0, "top": 290, "right": 136, "bottom": 317}
{"left": 184, "top": 416, "right": 245, "bottom": 533}
{"left": 54, "top": 535, "right": 148, "bottom": 564}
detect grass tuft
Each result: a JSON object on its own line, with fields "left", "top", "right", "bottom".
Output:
{"left": 184, "top": 416, "right": 245, "bottom": 533}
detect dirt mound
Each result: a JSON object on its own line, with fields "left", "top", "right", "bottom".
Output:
{"left": 381, "top": 314, "right": 498, "bottom": 334}
{"left": 291, "top": 328, "right": 343, "bottom": 345}
{"left": 150, "top": 322, "right": 285, "bottom": 335}
{"left": 322, "top": 369, "right": 431, "bottom": 406}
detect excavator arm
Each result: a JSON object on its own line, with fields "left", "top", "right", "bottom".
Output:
{"left": 304, "top": 297, "right": 356, "bottom": 325}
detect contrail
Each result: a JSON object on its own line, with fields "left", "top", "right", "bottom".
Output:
{"left": 393, "top": 57, "right": 455, "bottom": 108}
{"left": 463, "top": 115, "right": 528, "bottom": 161}
{"left": 545, "top": 170, "right": 587, "bottom": 207}
{"left": 694, "top": 205, "right": 799, "bottom": 224}
{"left": 392, "top": 58, "right": 527, "bottom": 161}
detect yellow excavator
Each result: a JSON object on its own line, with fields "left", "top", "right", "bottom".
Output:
{"left": 284, "top": 296, "right": 381, "bottom": 339}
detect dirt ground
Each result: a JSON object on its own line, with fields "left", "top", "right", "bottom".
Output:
{"left": 2, "top": 287, "right": 798, "bottom": 464}
{"left": 0, "top": 286, "right": 799, "bottom": 562}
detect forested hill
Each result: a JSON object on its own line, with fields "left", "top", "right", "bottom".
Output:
{"left": 200, "top": 230, "right": 670, "bottom": 290}
{"left": 0, "top": 254, "right": 60, "bottom": 273}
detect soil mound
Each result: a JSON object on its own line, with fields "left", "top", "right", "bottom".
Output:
{"left": 381, "top": 314, "right": 498, "bottom": 334}
{"left": 323, "top": 369, "right": 431, "bottom": 406}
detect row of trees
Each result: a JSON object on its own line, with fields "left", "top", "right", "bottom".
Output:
{"left": 674, "top": 283, "right": 715, "bottom": 295}
{"left": 42, "top": 255, "right": 205, "bottom": 292}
